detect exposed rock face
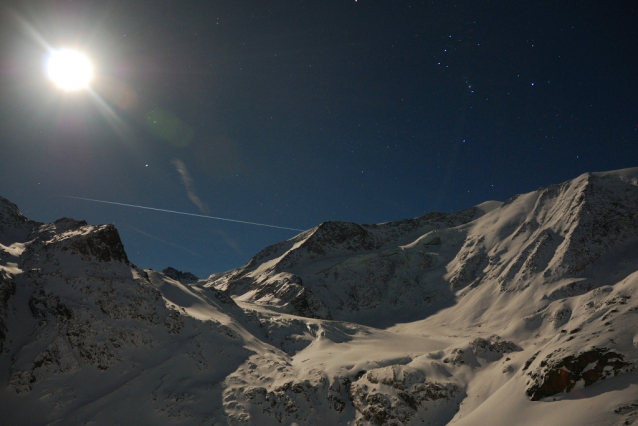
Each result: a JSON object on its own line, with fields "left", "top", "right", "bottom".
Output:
{"left": 8, "top": 257, "right": 176, "bottom": 394}
{"left": 545, "top": 279, "right": 595, "bottom": 300}
{"left": 230, "top": 359, "right": 464, "bottom": 426}
{"left": 469, "top": 335, "right": 522, "bottom": 356}
{"left": 243, "top": 378, "right": 333, "bottom": 424}
{"left": 162, "top": 266, "right": 199, "bottom": 282}
{"left": 208, "top": 208, "right": 482, "bottom": 323}
{"left": 0, "top": 196, "right": 28, "bottom": 226}
{"left": 21, "top": 218, "right": 129, "bottom": 268}
{"left": 350, "top": 366, "right": 462, "bottom": 426}
{"left": 276, "top": 221, "right": 379, "bottom": 270}
{"left": 222, "top": 354, "right": 334, "bottom": 425}
{"left": 0, "top": 196, "right": 37, "bottom": 244}
{"left": 449, "top": 248, "right": 488, "bottom": 290}
{"left": 525, "top": 347, "right": 634, "bottom": 400}
{"left": 0, "top": 203, "right": 252, "bottom": 420}
{"left": 0, "top": 269, "right": 16, "bottom": 352}
{"left": 439, "top": 335, "right": 522, "bottom": 367}
{"left": 546, "top": 174, "right": 638, "bottom": 276}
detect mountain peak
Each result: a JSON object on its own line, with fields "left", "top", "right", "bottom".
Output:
{"left": 207, "top": 169, "right": 638, "bottom": 328}
{"left": 2, "top": 168, "right": 638, "bottom": 425}
{"left": 0, "top": 196, "right": 37, "bottom": 245}
{"left": 161, "top": 266, "right": 199, "bottom": 282}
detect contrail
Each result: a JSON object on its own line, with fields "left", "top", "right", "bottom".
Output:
{"left": 60, "top": 196, "right": 305, "bottom": 232}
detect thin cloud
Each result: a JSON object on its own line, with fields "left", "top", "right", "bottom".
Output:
{"left": 214, "top": 229, "right": 244, "bottom": 257}
{"left": 172, "top": 158, "right": 209, "bottom": 214}
{"left": 129, "top": 226, "right": 201, "bottom": 257}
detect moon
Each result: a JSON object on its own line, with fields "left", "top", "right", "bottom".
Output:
{"left": 46, "top": 49, "right": 93, "bottom": 91}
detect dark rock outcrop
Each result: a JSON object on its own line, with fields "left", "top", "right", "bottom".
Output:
{"left": 350, "top": 365, "right": 462, "bottom": 425}
{"left": 22, "top": 219, "right": 129, "bottom": 268}
{"left": 162, "top": 266, "right": 198, "bottom": 282}
{"left": 526, "top": 347, "right": 634, "bottom": 400}
{"left": 470, "top": 335, "right": 522, "bottom": 356}
{"left": 0, "top": 270, "right": 16, "bottom": 352}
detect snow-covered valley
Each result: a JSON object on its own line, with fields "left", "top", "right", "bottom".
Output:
{"left": 1, "top": 168, "right": 638, "bottom": 425}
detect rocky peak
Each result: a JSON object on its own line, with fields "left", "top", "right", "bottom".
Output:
{"left": 0, "top": 196, "right": 27, "bottom": 224}
{"left": 0, "top": 197, "right": 38, "bottom": 244}
{"left": 207, "top": 168, "right": 638, "bottom": 325}
{"left": 2, "top": 170, "right": 638, "bottom": 424}
{"left": 274, "top": 221, "right": 378, "bottom": 271}
{"left": 21, "top": 221, "right": 129, "bottom": 269}
{"left": 162, "top": 267, "right": 198, "bottom": 282}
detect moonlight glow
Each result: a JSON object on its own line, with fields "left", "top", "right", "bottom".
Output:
{"left": 46, "top": 49, "right": 93, "bottom": 91}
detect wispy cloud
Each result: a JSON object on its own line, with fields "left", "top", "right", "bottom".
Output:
{"left": 214, "top": 229, "right": 244, "bottom": 257}
{"left": 129, "top": 226, "right": 200, "bottom": 257}
{"left": 172, "top": 158, "right": 209, "bottom": 214}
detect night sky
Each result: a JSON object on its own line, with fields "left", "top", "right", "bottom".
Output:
{"left": 1, "top": 1, "right": 636, "bottom": 278}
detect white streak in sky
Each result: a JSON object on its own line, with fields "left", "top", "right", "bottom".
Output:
{"left": 172, "top": 158, "right": 208, "bottom": 214}
{"left": 60, "top": 196, "right": 305, "bottom": 232}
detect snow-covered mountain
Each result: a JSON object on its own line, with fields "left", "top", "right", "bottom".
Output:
{"left": 1, "top": 168, "right": 638, "bottom": 425}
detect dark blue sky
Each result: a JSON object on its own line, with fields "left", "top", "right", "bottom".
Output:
{"left": 1, "top": 1, "right": 637, "bottom": 278}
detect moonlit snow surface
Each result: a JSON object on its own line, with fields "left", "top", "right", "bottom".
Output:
{"left": 46, "top": 49, "right": 93, "bottom": 91}
{"left": 1, "top": 168, "right": 638, "bottom": 425}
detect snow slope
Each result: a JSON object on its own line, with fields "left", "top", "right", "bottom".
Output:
{"left": 0, "top": 168, "right": 637, "bottom": 425}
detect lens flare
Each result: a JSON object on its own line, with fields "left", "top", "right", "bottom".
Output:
{"left": 46, "top": 49, "right": 93, "bottom": 91}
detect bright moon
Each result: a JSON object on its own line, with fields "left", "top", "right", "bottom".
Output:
{"left": 46, "top": 49, "right": 93, "bottom": 91}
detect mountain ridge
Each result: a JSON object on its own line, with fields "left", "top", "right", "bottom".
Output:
{"left": 206, "top": 169, "right": 638, "bottom": 328}
{"left": 0, "top": 167, "right": 637, "bottom": 425}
